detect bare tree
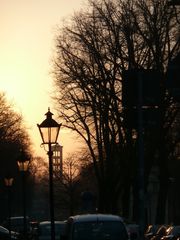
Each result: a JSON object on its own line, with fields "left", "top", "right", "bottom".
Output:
{"left": 52, "top": 0, "right": 180, "bottom": 221}
{"left": 0, "top": 92, "right": 33, "bottom": 221}
{"left": 0, "top": 92, "right": 32, "bottom": 176}
{"left": 53, "top": 153, "right": 82, "bottom": 218}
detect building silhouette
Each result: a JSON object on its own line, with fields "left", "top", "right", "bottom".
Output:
{"left": 52, "top": 143, "right": 63, "bottom": 180}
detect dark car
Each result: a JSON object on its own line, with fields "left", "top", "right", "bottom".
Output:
{"left": 61, "top": 213, "right": 128, "bottom": 240}
{"left": 0, "top": 225, "right": 19, "bottom": 240}
{"left": 151, "top": 225, "right": 168, "bottom": 240}
{"left": 161, "top": 226, "right": 180, "bottom": 240}
{"left": 38, "top": 221, "right": 66, "bottom": 240}
{"left": 29, "top": 221, "right": 39, "bottom": 239}
{"left": 144, "top": 225, "right": 161, "bottom": 240}
{"left": 3, "top": 216, "right": 30, "bottom": 234}
{"left": 126, "top": 224, "right": 140, "bottom": 240}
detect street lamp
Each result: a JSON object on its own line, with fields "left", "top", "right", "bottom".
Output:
{"left": 37, "top": 108, "right": 61, "bottom": 240}
{"left": 4, "top": 177, "right": 14, "bottom": 240}
{"left": 17, "top": 150, "right": 30, "bottom": 240}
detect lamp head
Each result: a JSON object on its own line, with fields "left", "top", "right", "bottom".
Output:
{"left": 37, "top": 108, "right": 61, "bottom": 144}
{"left": 17, "top": 149, "right": 30, "bottom": 172}
{"left": 4, "top": 177, "right": 14, "bottom": 186}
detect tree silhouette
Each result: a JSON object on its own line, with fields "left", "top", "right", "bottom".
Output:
{"left": 52, "top": 0, "right": 180, "bottom": 222}
{"left": 0, "top": 92, "right": 32, "bottom": 221}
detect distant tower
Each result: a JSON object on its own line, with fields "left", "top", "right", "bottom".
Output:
{"left": 52, "top": 143, "right": 63, "bottom": 180}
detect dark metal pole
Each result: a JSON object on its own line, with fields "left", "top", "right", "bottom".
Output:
{"left": 7, "top": 186, "right": 12, "bottom": 240}
{"left": 137, "top": 72, "right": 145, "bottom": 239}
{"left": 48, "top": 143, "right": 55, "bottom": 240}
{"left": 22, "top": 172, "right": 27, "bottom": 240}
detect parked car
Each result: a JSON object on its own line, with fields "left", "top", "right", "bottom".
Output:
{"left": 0, "top": 225, "right": 19, "bottom": 240}
{"left": 150, "top": 225, "right": 168, "bottom": 240}
{"left": 3, "top": 216, "right": 30, "bottom": 235}
{"left": 60, "top": 213, "right": 129, "bottom": 240}
{"left": 29, "top": 221, "right": 39, "bottom": 239}
{"left": 161, "top": 226, "right": 180, "bottom": 240}
{"left": 144, "top": 225, "right": 161, "bottom": 240}
{"left": 38, "top": 221, "right": 66, "bottom": 240}
{"left": 126, "top": 224, "right": 140, "bottom": 240}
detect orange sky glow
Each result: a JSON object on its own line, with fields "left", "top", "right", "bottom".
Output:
{"left": 0, "top": 0, "right": 86, "bottom": 159}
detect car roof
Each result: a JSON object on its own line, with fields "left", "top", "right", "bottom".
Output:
{"left": 0, "top": 225, "right": 9, "bottom": 233}
{"left": 10, "top": 216, "right": 30, "bottom": 223}
{"left": 68, "top": 214, "right": 124, "bottom": 223}
{"left": 40, "top": 221, "right": 65, "bottom": 226}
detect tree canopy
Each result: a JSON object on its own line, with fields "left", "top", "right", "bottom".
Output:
{"left": 52, "top": 0, "right": 180, "bottom": 221}
{"left": 0, "top": 92, "right": 32, "bottom": 177}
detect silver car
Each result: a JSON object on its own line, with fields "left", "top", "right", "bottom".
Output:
{"left": 61, "top": 213, "right": 128, "bottom": 240}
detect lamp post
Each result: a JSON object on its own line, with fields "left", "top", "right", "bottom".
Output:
{"left": 17, "top": 151, "right": 30, "bottom": 240}
{"left": 37, "top": 108, "right": 61, "bottom": 240}
{"left": 4, "top": 177, "right": 14, "bottom": 240}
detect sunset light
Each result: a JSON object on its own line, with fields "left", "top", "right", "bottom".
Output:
{"left": 0, "top": 0, "right": 179, "bottom": 229}
{"left": 0, "top": 0, "right": 84, "bottom": 158}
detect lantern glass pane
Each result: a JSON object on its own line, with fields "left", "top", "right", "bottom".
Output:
{"left": 40, "top": 127, "right": 50, "bottom": 144}
{"left": 17, "top": 160, "right": 29, "bottom": 172}
{"left": 51, "top": 127, "right": 59, "bottom": 143}
{"left": 4, "top": 178, "right": 14, "bottom": 186}
{"left": 40, "top": 127, "right": 59, "bottom": 144}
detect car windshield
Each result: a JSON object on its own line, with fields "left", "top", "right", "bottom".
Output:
{"left": 72, "top": 221, "right": 127, "bottom": 240}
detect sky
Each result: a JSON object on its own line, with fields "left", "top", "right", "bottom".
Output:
{"left": 0, "top": 0, "right": 86, "bottom": 159}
